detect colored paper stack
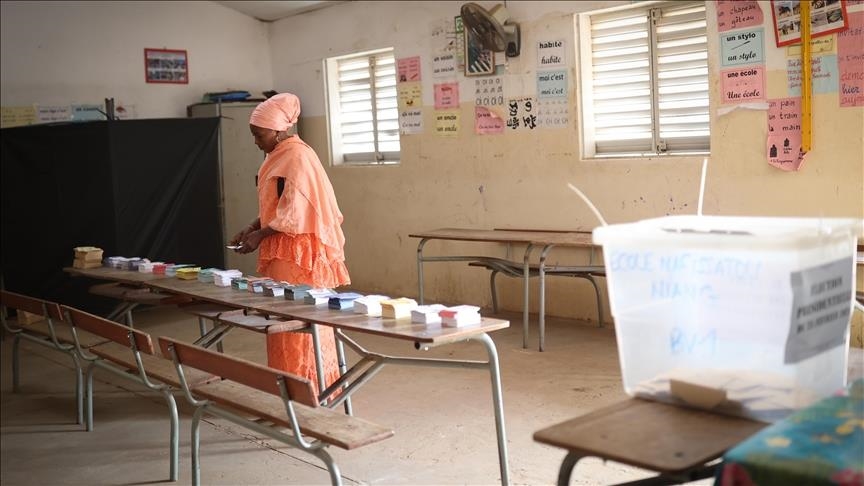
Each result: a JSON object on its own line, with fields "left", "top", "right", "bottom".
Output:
{"left": 231, "top": 277, "right": 248, "bottom": 290}
{"left": 165, "top": 264, "right": 195, "bottom": 277}
{"left": 247, "top": 277, "right": 274, "bottom": 293}
{"left": 139, "top": 261, "right": 164, "bottom": 273}
{"left": 285, "top": 284, "right": 313, "bottom": 300}
{"left": 411, "top": 304, "right": 447, "bottom": 324}
{"left": 176, "top": 267, "right": 201, "bottom": 280}
{"left": 73, "top": 246, "right": 103, "bottom": 269}
{"left": 212, "top": 269, "right": 242, "bottom": 287}
{"left": 353, "top": 295, "right": 391, "bottom": 316}
{"left": 263, "top": 282, "right": 286, "bottom": 297}
{"left": 381, "top": 298, "right": 419, "bottom": 319}
{"left": 304, "top": 288, "right": 336, "bottom": 305}
{"left": 197, "top": 268, "right": 219, "bottom": 283}
{"left": 329, "top": 292, "right": 364, "bottom": 310}
{"left": 439, "top": 305, "right": 481, "bottom": 327}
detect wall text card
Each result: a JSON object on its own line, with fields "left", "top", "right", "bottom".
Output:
{"left": 397, "top": 82, "right": 422, "bottom": 111}
{"left": 767, "top": 97, "right": 804, "bottom": 171}
{"left": 838, "top": 10, "right": 864, "bottom": 107}
{"left": 397, "top": 56, "right": 421, "bottom": 83}
{"left": 537, "top": 70, "right": 567, "bottom": 98}
{"left": 787, "top": 55, "right": 839, "bottom": 95}
{"left": 475, "top": 106, "right": 504, "bottom": 134}
{"left": 537, "top": 98, "right": 569, "bottom": 128}
{"left": 432, "top": 51, "right": 458, "bottom": 78}
{"left": 537, "top": 39, "right": 566, "bottom": 68}
{"left": 474, "top": 76, "right": 505, "bottom": 106}
{"left": 720, "top": 66, "right": 765, "bottom": 104}
{"left": 720, "top": 28, "right": 765, "bottom": 66}
{"left": 506, "top": 97, "right": 537, "bottom": 131}
{"left": 435, "top": 110, "right": 459, "bottom": 136}
{"left": 716, "top": 0, "right": 763, "bottom": 32}
{"left": 434, "top": 82, "right": 460, "bottom": 109}
{"left": 400, "top": 109, "right": 423, "bottom": 135}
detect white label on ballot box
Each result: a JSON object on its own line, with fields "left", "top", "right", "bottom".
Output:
{"left": 786, "top": 257, "right": 853, "bottom": 364}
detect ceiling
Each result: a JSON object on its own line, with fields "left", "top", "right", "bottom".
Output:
{"left": 213, "top": 1, "right": 345, "bottom": 22}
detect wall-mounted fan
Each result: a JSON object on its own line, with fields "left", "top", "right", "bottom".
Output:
{"left": 460, "top": 2, "right": 521, "bottom": 58}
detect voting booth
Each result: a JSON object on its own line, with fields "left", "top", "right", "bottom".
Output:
{"left": 594, "top": 215, "right": 862, "bottom": 422}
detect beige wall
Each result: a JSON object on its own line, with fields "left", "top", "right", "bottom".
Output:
{"left": 282, "top": 2, "right": 863, "bottom": 330}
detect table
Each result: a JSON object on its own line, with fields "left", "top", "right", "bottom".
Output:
{"left": 66, "top": 266, "right": 512, "bottom": 485}
{"left": 533, "top": 398, "right": 766, "bottom": 486}
{"left": 409, "top": 228, "right": 599, "bottom": 351}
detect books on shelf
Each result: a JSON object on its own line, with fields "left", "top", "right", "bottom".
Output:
{"left": 439, "top": 305, "right": 482, "bottom": 327}
{"left": 380, "top": 298, "right": 419, "bottom": 319}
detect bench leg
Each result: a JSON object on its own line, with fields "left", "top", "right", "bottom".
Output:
{"left": 12, "top": 334, "right": 21, "bottom": 392}
{"left": 557, "top": 452, "right": 583, "bottom": 486}
{"left": 161, "top": 389, "right": 180, "bottom": 482}
{"left": 73, "top": 354, "right": 84, "bottom": 425}
{"left": 587, "top": 275, "right": 604, "bottom": 328}
{"left": 197, "top": 317, "right": 223, "bottom": 353}
{"left": 476, "top": 333, "right": 510, "bottom": 486}
{"left": 191, "top": 405, "right": 206, "bottom": 486}
{"left": 85, "top": 363, "right": 97, "bottom": 431}
{"left": 311, "top": 448, "right": 343, "bottom": 486}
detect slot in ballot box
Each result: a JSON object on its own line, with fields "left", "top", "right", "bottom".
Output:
{"left": 593, "top": 215, "right": 863, "bottom": 422}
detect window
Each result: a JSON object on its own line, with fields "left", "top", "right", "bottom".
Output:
{"left": 325, "top": 48, "right": 401, "bottom": 165}
{"left": 578, "top": 1, "right": 709, "bottom": 157}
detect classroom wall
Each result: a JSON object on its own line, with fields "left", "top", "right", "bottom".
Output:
{"left": 0, "top": 1, "right": 273, "bottom": 119}
{"left": 269, "top": 1, "right": 864, "bottom": 333}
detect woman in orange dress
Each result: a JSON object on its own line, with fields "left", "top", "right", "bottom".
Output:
{"left": 230, "top": 92, "right": 349, "bottom": 389}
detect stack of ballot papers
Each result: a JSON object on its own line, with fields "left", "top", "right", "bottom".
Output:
{"left": 411, "top": 304, "right": 447, "bottom": 324}
{"left": 139, "top": 261, "right": 164, "bottom": 273}
{"left": 439, "top": 305, "right": 482, "bottom": 327}
{"left": 285, "top": 284, "right": 312, "bottom": 300}
{"left": 165, "top": 264, "right": 195, "bottom": 277}
{"left": 152, "top": 263, "right": 172, "bottom": 275}
{"left": 73, "top": 246, "right": 104, "bottom": 269}
{"left": 197, "top": 268, "right": 218, "bottom": 283}
{"left": 175, "top": 267, "right": 201, "bottom": 280}
{"left": 381, "top": 298, "right": 419, "bottom": 319}
{"left": 304, "top": 288, "right": 336, "bottom": 305}
{"left": 246, "top": 277, "right": 273, "bottom": 293}
{"left": 329, "top": 292, "right": 364, "bottom": 310}
{"left": 353, "top": 295, "right": 390, "bottom": 316}
{"left": 263, "top": 282, "right": 286, "bottom": 297}
{"left": 231, "top": 277, "right": 248, "bottom": 290}
{"left": 212, "top": 269, "right": 242, "bottom": 287}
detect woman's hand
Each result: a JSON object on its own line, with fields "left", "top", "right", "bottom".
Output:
{"left": 229, "top": 220, "right": 261, "bottom": 251}
{"left": 238, "top": 226, "right": 277, "bottom": 254}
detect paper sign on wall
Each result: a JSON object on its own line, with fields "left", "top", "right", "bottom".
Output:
{"left": 432, "top": 52, "right": 458, "bottom": 78}
{"left": 434, "top": 82, "right": 460, "bottom": 109}
{"left": 475, "top": 106, "right": 504, "bottom": 134}
{"left": 435, "top": 111, "right": 460, "bottom": 136}
{"left": 537, "top": 70, "right": 567, "bottom": 98}
{"left": 397, "top": 82, "right": 422, "bottom": 111}
{"left": 720, "top": 66, "right": 765, "bottom": 104}
{"left": 36, "top": 105, "right": 72, "bottom": 123}
{"left": 474, "top": 76, "right": 505, "bottom": 106}
{"left": 506, "top": 97, "right": 537, "bottom": 131}
{"left": 400, "top": 109, "right": 423, "bottom": 135}
{"left": 397, "top": 56, "right": 421, "bottom": 83}
{"left": 767, "top": 97, "right": 805, "bottom": 171}
{"left": 537, "top": 99, "right": 569, "bottom": 128}
{"left": 0, "top": 106, "right": 37, "bottom": 128}
{"left": 787, "top": 55, "right": 839, "bottom": 95}
{"left": 716, "top": 0, "right": 764, "bottom": 32}
{"left": 71, "top": 104, "right": 105, "bottom": 121}
{"left": 720, "top": 28, "right": 765, "bottom": 67}
{"left": 537, "top": 39, "right": 566, "bottom": 68}
{"left": 838, "top": 10, "right": 864, "bottom": 107}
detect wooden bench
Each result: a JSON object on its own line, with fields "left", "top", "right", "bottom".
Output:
{"left": 158, "top": 336, "right": 394, "bottom": 486}
{"left": 0, "top": 290, "right": 110, "bottom": 425}
{"left": 62, "top": 306, "right": 217, "bottom": 482}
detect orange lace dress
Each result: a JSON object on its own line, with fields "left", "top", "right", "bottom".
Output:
{"left": 256, "top": 136, "right": 350, "bottom": 388}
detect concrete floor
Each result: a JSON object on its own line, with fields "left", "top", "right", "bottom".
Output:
{"left": 0, "top": 305, "right": 772, "bottom": 486}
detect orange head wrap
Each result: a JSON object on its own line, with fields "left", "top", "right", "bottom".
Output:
{"left": 249, "top": 93, "right": 301, "bottom": 132}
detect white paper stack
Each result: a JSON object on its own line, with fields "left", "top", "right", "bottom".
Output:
{"left": 213, "top": 269, "right": 242, "bottom": 287}
{"left": 304, "top": 288, "right": 336, "bottom": 305}
{"left": 353, "top": 295, "right": 391, "bottom": 316}
{"left": 380, "top": 298, "right": 419, "bottom": 319}
{"left": 411, "top": 304, "right": 447, "bottom": 324}
{"left": 439, "top": 305, "right": 482, "bottom": 327}
{"left": 138, "top": 261, "right": 164, "bottom": 273}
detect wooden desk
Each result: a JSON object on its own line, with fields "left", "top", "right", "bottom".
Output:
{"left": 66, "top": 266, "right": 513, "bottom": 485}
{"left": 409, "top": 228, "right": 598, "bottom": 350}
{"left": 533, "top": 398, "right": 766, "bottom": 486}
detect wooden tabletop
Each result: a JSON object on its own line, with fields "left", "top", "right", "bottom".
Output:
{"left": 65, "top": 267, "right": 509, "bottom": 345}
{"left": 409, "top": 228, "right": 596, "bottom": 248}
{"left": 533, "top": 398, "right": 766, "bottom": 474}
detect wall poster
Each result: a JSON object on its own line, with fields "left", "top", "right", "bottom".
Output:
{"left": 144, "top": 48, "right": 188, "bottom": 84}
{"left": 770, "top": 0, "right": 849, "bottom": 47}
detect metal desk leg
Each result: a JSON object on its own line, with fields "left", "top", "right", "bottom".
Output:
{"left": 557, "top": 452, "right": 583, "bottom": 486}
{"left": 475, "top": 333, "right": 510, "bottom": 486}
{"left": 522, "top": 243, "right": 535, "bottom": 349}
{"left": 416, "top": 238, "right": 430, "bottom": 305}
{"left": 538, "top": 244, "right": 555, "bottom": 352}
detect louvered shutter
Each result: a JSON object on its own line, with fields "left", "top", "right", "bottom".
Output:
{"left": 337, "top": 51, "right": 400, "bottom": 164}
{"left": 588, "top": 1, "right": 709, "bottom": 156}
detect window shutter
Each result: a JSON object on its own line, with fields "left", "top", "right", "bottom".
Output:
{"left": 336, "top": 51, "right": 400, "bottom": 164}
{"left": 588, "top": 1, "right": 708, "bottom": 156}
{"left": 654, "top": 2, "right": 709, "bottom": 152}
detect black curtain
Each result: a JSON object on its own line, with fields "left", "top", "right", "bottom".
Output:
{"left": 1, "top": 118, "right": 222, "bottom": 313}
